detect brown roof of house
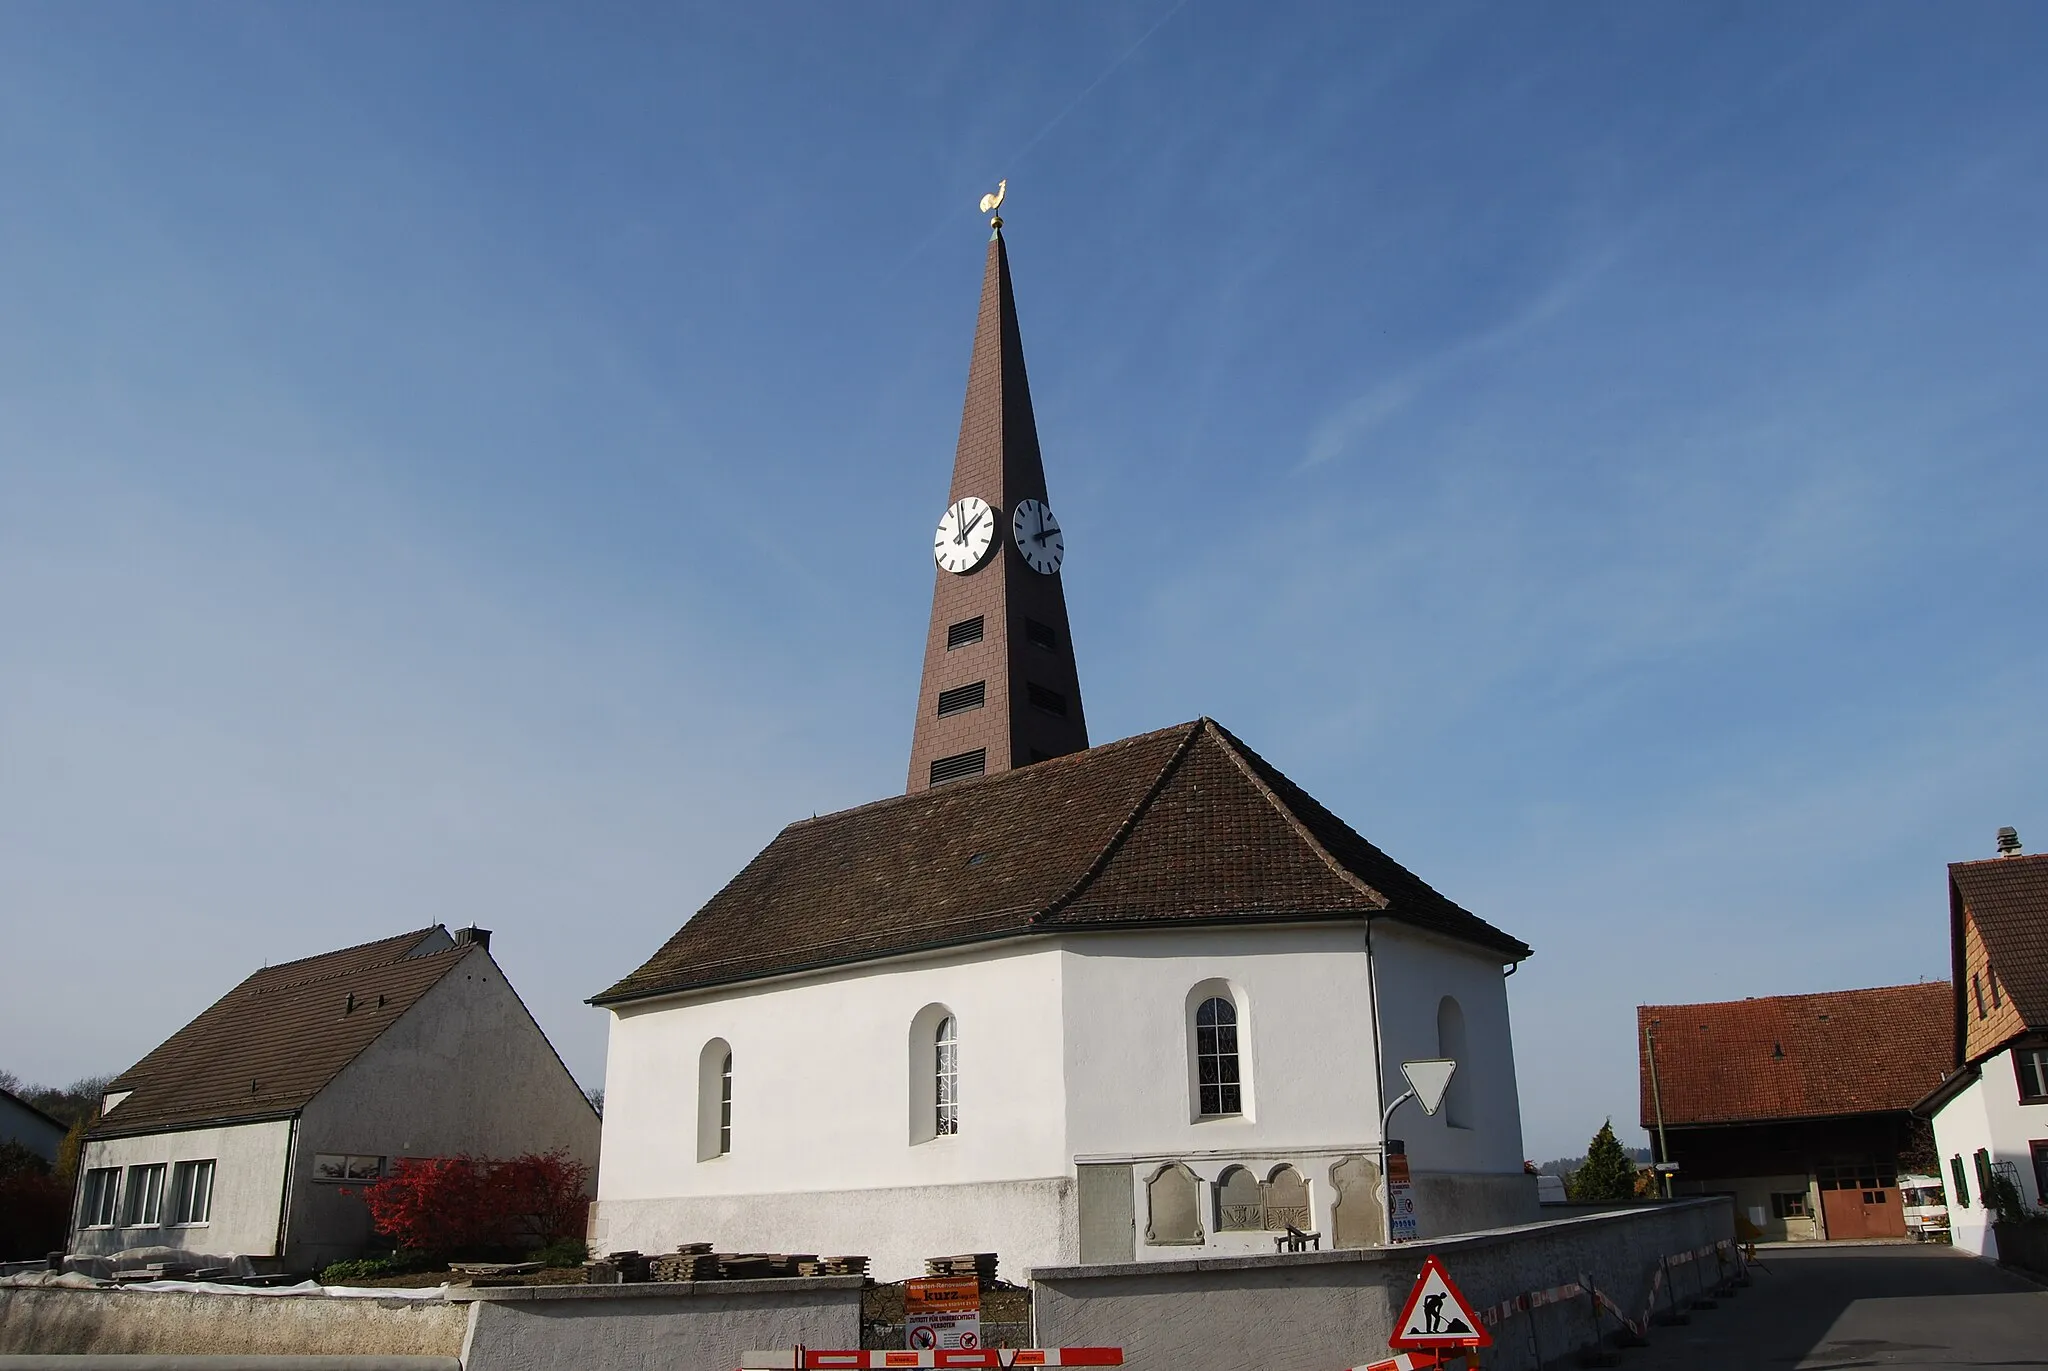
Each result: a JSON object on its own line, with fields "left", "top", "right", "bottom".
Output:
{"left": 1950, "top": 852, "right": 2048, "bottom": 1058}
{"left": 90, "top": 928, "right": 476, "bottom": 1138}
{"left": 1637, "top": 982, "right": 1952, "bottom": 1129}
{"left": 595, "top": 718, "right": 1531, "bottom": 1006}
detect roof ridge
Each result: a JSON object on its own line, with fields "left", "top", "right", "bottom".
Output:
{"left": 249, "top": 926, "right": 443, "bottom": 977}
{"left": 789, "top": 721, "right": 1203, "bottom": 831}
{"left": 1951, "top": 850, "right": 2048, "bottom": 872}
{"left": 1200, "top": 719, "right": 1392, "bottom": 912}
{"left": 1641, "top": 981, "right": 1952, "bottom": 1014}
{"left": 1034, "top": 720, "right": 1206, "bottom": 925}
{"left": 246, "top": 938, "right": 462, "bottom": 996}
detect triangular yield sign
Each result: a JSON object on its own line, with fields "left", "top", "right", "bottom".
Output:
{"left": 1401, "top": 1058, "right": 1458, "bottom": 1117}
{"left": 1389, "top": 1255, "right": 1492, "bottom": 1349}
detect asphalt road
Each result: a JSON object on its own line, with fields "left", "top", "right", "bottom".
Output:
{"left": 1621, "top": 1243, "right": 2048, "bottom": 1370}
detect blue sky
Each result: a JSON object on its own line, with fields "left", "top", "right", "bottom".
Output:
{"left": 3, "top": 3, "right": 2043, "bottom": 1162}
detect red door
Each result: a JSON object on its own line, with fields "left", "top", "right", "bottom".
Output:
{"left": 1821, "top": 1186, "right": 1905, "bottom": 1239}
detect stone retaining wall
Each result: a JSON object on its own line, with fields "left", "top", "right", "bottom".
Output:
{"left": 0, "top": 1288, "right": 467, "bottom": 1359}
{"left": 1031, "top": 1197, "right": 1736, "bottom": 1371}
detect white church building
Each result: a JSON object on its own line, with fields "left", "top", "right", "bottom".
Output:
{"left": 590, "top": 216, "right": 1536, "bottom": 1282}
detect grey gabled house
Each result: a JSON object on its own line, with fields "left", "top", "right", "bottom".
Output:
{"left": 73, "top": 925, "right": 598, "bottom": 1273}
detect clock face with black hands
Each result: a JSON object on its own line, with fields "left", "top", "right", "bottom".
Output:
{"left": 1010, "top": 499, "right": 1063, "bottom": 575}
{"left": 934, "top": 497, "right": 998, "bottom": 574}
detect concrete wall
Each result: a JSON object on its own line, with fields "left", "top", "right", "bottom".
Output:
{"left": 293, "top": 945, "right": 601, "bottom": 1271}
{"left": 1928, "top": 1048, "right": 2048, "bottom": 1259}
{"left": 1031, "top": 1198, "right": 1734, "bottom": 1371}
{"left": 453, "top": 1278, "right": 861, "bottom": 1371}
{"left": 0, "top": 1287, "right": 467, "bottom": 1357}
{"left": 70, "top": 1120, "right": 295, "bottom": 1259}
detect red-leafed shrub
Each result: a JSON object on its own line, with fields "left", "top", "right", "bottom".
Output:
{"left": 360, "top": 1149, "right": 590, "bottom": 1257}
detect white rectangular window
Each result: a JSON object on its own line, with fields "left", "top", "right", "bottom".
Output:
{"left": 169, "top": 1159, "right": 215, "bottom": 1225}
{"left": 313, "top": 1154, "right": 385, "bottom": 1182}
{"left": 123, "top": 1164, "right": 166, "bottom": 1226}
{"left": 81, "top": 1167, "right": 121, "bottom": 1228}
{"left": 2016, "top": 1047, "right": 2048, "bottom": 1102}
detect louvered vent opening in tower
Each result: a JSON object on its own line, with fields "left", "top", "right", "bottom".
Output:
{"left": 1024, "top": 618, "right": 1057, "bottom": 651}
{"left": 947, "top": 617, "right": 985, "bottom": 650}
{"left": 930, "top": 749, "right": 987, "bottom": 785}
{"left": 936, "top": 681, "right": 986, "bottom": 718}
{"left": 1027, "top": 683, "right": 1068, "bottom": 716}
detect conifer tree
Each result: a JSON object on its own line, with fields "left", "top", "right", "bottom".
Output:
{"left": 1568, "top": 1119, "right": 1638, "bottom": 1202}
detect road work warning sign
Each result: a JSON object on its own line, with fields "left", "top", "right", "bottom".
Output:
{"left": 905, "top": 1277, "right": 982, "bottom": 1350}
{"left": 1388, "top": 1255, "right": 1491, "bottom": 1351}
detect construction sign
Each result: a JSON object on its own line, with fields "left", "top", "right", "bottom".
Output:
{"left": 905, "top": 1277, "right": 982, "bottom": 1350}
{"left": 1388, "top": 1256, "right": 1491, "bottom": 1350}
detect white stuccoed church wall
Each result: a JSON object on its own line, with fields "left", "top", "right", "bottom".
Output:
{"left": 1061, "top": 927, "right": 1380, "bottom": 1157}
{"left": 1371, "top": 922, "right": 1538, "bottom": 1236}
{"left": 596, "top": 921, "right": 1531, "bottom": 1277}
{"left": 594, "top": 940, "right": 1073, "bottom": 1281}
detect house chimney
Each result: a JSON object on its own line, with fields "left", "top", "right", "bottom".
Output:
{"left": 454, "top": 926, "right": 492, "bottom": 951}
{"left": 1997, "top": 827, "right": 2022, "bottom": 857}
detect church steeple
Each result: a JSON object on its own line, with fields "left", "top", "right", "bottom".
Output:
{"left": 906, "top": 221, "right": 1088, "bottom": 793}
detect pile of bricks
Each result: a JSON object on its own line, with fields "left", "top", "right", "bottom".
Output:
{"left": 924, "top": 1253, "right": 999, "bottom": 1283}
{"left": 649, "top": 1244, "right": 719, "bottom": 1281}
{"left": 591, "top": 1245, "right": 872, "bottom": 1284}
{"left": 799, "top": 1256, "right": 872, "bottom": 1278}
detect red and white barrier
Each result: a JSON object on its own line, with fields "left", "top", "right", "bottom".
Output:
{"left": 742, "top": 1351, "right": 1123, "bottom": 1369}
{"left": 1349, "top": 1351, "right": 1466, "bottom": 1371}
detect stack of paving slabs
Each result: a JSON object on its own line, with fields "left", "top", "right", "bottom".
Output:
{"left": 649, "top": 1244, "right": 719, "bottom": 1282}
{"left": 798, "top": 1256, "right": 871, "bottom": 1279}
{"left": 584, "top": 1250, "right": 652, "bottom": 1284}
{"left": 711, "top": 1253, "right": 781, "bottom": 1279}
{"left": 924, "top": 1253, "right": 999, "bottom": 1283}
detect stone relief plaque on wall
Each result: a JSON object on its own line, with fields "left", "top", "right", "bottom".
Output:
{"left": 1264, "top": 1165, "right": 1311, "bottom": 1231}
{"left": 1330, "top": 1155, "right": 1385, "bottom": 1249}
{"left": 1216, "top": 1166, "right": 1265, "bottom": 1230}
{"left": 1145, "top": 1162, "right": 1204, "bottom": 1245}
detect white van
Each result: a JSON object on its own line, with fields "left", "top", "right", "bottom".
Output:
{"left": 1900, "top": 1174, "right": 1950, "bottom": 1241}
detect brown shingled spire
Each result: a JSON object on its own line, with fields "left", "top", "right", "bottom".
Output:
{"left": 906, "top": 224, "right": 1088, "bottom": 793}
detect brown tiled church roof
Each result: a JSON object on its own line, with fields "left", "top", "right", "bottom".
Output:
{"left": 595, "top": 718, "right": 1531, "bottom": 1006}
{"left": 1949, "top": 852, "right": 2048, "bottom": 1053}
{"left": 1636, "top": 982, "right": 1952, "bottom": 1129}
{"left": 91, "top": 928, "right": 475, "bottom": 1138}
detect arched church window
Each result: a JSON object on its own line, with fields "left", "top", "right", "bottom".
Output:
{"left": 935, "top": 1015, "right": 959, "bottom": 1136}
{"left": 1436, "top": 996, "right": 1473, "bottom": 1130}
{"left": 1195, "top": 997, "right": 1242, "bottom": 1117}
{"left": 697, "top": 1038, "right": 733, "bottom": 1161}
{"left": 908, "top": 1003, "right": 959, "bottom": 1144}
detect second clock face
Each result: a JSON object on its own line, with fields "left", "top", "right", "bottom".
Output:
{"left": 1010, "top": 499, "right": 1064, "bottom": 575}
{"left": 934, "top": 497, "right": 998, "bottom": 574}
